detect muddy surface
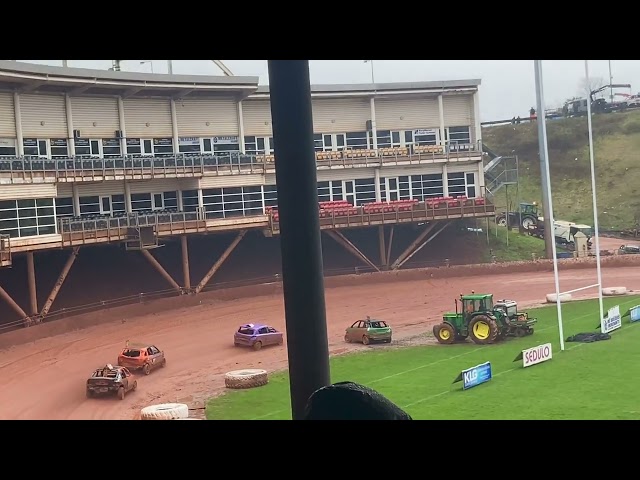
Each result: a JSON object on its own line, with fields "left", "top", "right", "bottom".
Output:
{"left": 0, "top": 262, "right": 639, "bottom": 420}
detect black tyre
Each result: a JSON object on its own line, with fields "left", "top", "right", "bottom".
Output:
{"left": 143, "top": 363, "right": 151, "bottom": 375}
{"left": 515, "top": 327, "right": 527, "bottom": 337}
{"left": 469, "top": 315, "right": 499, "bottom": 345}
{"left": 362, "top": 335, "right": 370, "bottom": 345}
{"left": 433, "top": 323, "right": 455, "bottom": 345}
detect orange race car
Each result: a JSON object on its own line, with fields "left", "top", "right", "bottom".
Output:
{"left": 117, "top": 342, "right": 166, "bottom": 375}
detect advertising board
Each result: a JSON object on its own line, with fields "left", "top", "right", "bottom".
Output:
{"left": 601, "top": 305, "right": 622, "bottom": 334}
{"left": 459, "top": 362, "right": 492, "bottom": 390}
{"left": 521, "top": 343, "right": 552, "bottom": 368}
{"left": 629, "top": 305, "right": 640, "bottom": 323}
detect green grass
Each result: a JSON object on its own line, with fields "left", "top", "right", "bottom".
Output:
{"left": 475, "top": 225, "right": 547, "bottom": 262}
{"left": 483, "top": 110, "right": 640, "bottom": 230}
{"left": 206, "top": 295, "right": 640, "bottom": 420}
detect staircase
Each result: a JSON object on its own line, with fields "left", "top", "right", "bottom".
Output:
{"left": 482, "top": 143, "right": 518, "bottom": 202}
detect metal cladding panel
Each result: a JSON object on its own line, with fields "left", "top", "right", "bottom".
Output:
{"left": 70, "top": 96, "right": 120, "bottom": 138}
{"left": 447, "top": 161, "right": 482, "bottom": 173}
{"left": 76, "top": 181, "right": 125, "bottom": 196}
{"left": 312, "top": 98, "right": 370, "bottom": 133}
{"left": 123, "top": 98, "right": 172, "bottom": 137}
{"left": 0, "top": 91, "right": 16, "bottom": 137}
{"left": 20, "top": 93, "right": 68, "bottom": 138}
{"left": 199, "top": 174, "right": 265, "bottom": 189}
{"left": 380, "top": 165, "right": 445, "bottom": 178}
{"left": 129, "top": 179, "right": 184, "bottom": 194}
{"left": 375, "top": 96, "right": 439, "bottom": 130}
{"left": 443, "top": 94, "right": 473, "bottom": 126}
{"left": 242, "top": 100, "right": 272, "bottom": 136}
{"left": 56, "top": 183, "right": 73, "bottom": 197}
{"left": 0, "top": 183, "right": 57, "bottom": 200}
{"left": 316, "top": 169, "right": 376, "bottom": 182}
{"left": 175, "top": 97, "right": 238, "bottom": 136}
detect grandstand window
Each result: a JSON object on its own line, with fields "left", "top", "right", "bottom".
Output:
{"left": 413, "top": 129, "right": 438, "bottom": 146}
{"left": 355, "top": 178, "right": 376, "bottom": 204}
{"left": 111, "top": 194, "right": 126, "bottom": 213}
{"left": 263, "top": 184, "right": 278, "bottom": 209}
{"left": 318, "top": 181, "right": 330, "bottom": 202}
{"left": 55, "top": 197, "right": 74, "bottom": 218}
{"left": 0, "top": 198, "right": 56, "bottom": 238}
{"left": 398, "top": 176, "right": 410, "bottom": 200}
{"left": 391, "top": 131, "right": 402, "bottom": 147}
{"left": 50, "top": 139, "right": 68, "bottom": 158}
{"left": 244, "top": 136, "right": 267, "bottom": 155}
{"left": 178, "top": 137, "right": 201, "bottom": 154}
{"left": 0, "top": 139, "right": 17, "bottom": 156}
{"left": 153, "top": 138, "right": 174, "bottom": 156}
{"left": 23, "top": 138, "right": 48, "bottom": 157}
{"left": 126, "top": 138, "right": 155, "bottom": 155}
{"left": 313, "top": 134, "right": 323, "bottom": 152}
{"left": 376, "top": 130, "right": 391, "bottom": 148}
{"left": 202, "top": 186, "right": 263, "bottom": 219}
{"left": 130, "top": 193, "right": 153, "bottom": 212}
{"left": 181, "top": 190, "right": 199, "bottom": 212}
{"left": 102, "top": 139, "right": 122, "bottom": 157}
{"left": 126, "top": 139, "right": 142, "bottom": 155}
{"left": 447, "top": 171, "right": 476, "bottom": 198}
{"left": 75, "top": 138, "right": 101, "bottom": 157}
{"left": 379, "top": 177, "right": 386, "bottom": 201}
{"left": 410, "top": 174, "right": 443, "bottom": 200}
{"left": 79, "top": 196, "right": 100, "bottom": 215}
{"left": 212, "top": 136, "right": 240, "bottom": 154}
{"left": 345, "top": 131, "right": 369, "bottom": 150}
{"left": 447, "top": 126, "right": 471, "bottom": 146}
{"left": 150, "top": 191, "right": 178, "bottom": 210}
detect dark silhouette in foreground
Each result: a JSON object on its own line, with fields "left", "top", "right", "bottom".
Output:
{"left": 303, "top": 381, "right": 412, "bottom": 420}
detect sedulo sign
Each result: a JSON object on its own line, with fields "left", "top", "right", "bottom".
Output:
{"left": 601, "top": 305, "right": 622, "bottom": 334}
{"left": 521, "top": 343, "right": 552, "bottom": 368}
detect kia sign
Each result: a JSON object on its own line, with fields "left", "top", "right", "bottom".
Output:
{"left": 452, "top": 362, "right": 492, "bottom": 390}
{"left": 601, "top": 305, "right": 622, "bottom": 334}
{"left": 521, "top": 343, "right": 552, "bottom": 368}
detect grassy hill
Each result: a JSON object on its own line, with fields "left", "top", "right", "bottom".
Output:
{"left": 482, "top": 110, "right": 640, "bottom": 230}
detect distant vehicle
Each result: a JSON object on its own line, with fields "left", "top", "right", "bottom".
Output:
{"left": 619, "top": 245, "right": 640, "bottom": 255}
{"left": 344, "top": 317, "right": 392, "bottom": 345}
{"left": 117, "top": 342, "right": 166, "bottom": 375}
{"left": 234, "top": 323, "right": 284, "bottom": 351}
{"left": 86, "top": 364, "right": 136, "bottom": 400}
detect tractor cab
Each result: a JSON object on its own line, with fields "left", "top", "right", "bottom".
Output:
{"left": 460, "top": 293, "right": 493, "bottom": 321}
{"left": 519, "top": 202, "right": 539, "bottom": 217}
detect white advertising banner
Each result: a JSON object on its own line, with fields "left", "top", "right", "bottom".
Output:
{"left": 601, "top": 305, "right": 622, "bottom": 334}
{"left": 522, "top": 343, "right": 553, "bottom": 368}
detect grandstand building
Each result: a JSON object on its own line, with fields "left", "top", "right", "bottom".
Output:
{"left": 0, "top": 60, "right": 494, "bottom": 327}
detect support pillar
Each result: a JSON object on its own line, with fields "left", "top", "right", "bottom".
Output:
{"left": 370, "top": 97, "right": 378, "bottom": 150}
{"left": 181, "top": 236, "right": 191, "bottom": 290}
{"left": 325, "top": 230, "right": 379, "bottom": 272}
{"left": 65, "top": 94, "right": 76, "bottom": 156}
{"left": 26, "top": 252, "right": 38, "bottom": 315}
{"left": 386, "top": 226, "right": 395, "bottom": 267}
{"left": 378, "top": 226, "right": 387, "bottom": 267}
{"left": 124, "top": 181, "right": 132, "bottom": 213}
{"left": 391, "top": 223, "right": 438, "bottom": 270}
{"left": 0, "top": 284, "right": 27, "bottom": 319}
{"left": 394, "top": 221, "right": 451, "bottom": 270}
{"left": 194, "top": 230, "right": 246, "bottom": 294}
{"left": 170, "top": 98, "right": 179, "bottom": 156}
{"left": 238, "top": 100, "right": 246, "bottom": 153}
{"left": 72, "top": 184, "right": 81, "bottom": 216}
{"left": 438, "top": 94, "right": 446, "bottom": 148}
{"left": 117, "top": 96, "right": 127, "bottom": 155}
{"left": 40, "top": 247, "right": 79, "bottom": 317}
{"left": 14, "top": 92, "right": 24, "bottom": 156}
{"left": 374, "top": 168, "right": 381, "bottom": 202}
{"left": 268, "top": 60, "right": 330, "bottom": 420}
{"left": 140, "top": 249, "right": 181, "bottom": 292}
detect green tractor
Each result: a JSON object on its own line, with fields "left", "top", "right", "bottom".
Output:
{"left": 432, "top": 293, "right": 537, "bottom": 345}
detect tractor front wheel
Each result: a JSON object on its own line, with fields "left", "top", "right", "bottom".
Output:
{"left": 433, "top": 323, "right": 455, "bottom": 345}
{"left": 469, "top": 315, "right": 499, "bottom": 345}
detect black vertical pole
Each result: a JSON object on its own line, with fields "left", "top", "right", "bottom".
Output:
{"left": 267, "top": 60, "right": 331, "bottom": 420}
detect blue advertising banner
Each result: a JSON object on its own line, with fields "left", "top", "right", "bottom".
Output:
{"left": 461, "top": 362, "right": 492, "bottom": 390}
{"left": 630, "top": 305, "right": 640, "bottom": 323}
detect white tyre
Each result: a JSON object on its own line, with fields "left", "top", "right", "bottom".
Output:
{"left": 603, "top": 286, "right": 627, "bottom": 296}
{"left": 140, "top": 403, "right": 189, "bottom": 420}
{"left": 546, "top": 293, "right": 573, "bottom": 303}
{"left": 224, "top": 369, "right": 268, "bottom": 389}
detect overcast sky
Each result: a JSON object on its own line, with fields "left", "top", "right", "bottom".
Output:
{"left": 19, "top": 60, "right": 640, "bottom": 122}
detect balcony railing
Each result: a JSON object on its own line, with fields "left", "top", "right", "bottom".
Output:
{"left": 0, "top": 234, "right": 11, "bottom": 267}
{"left": 0, "top": 141, "right": 483, "bottom": 183}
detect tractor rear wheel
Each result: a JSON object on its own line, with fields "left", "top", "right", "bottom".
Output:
{"left": 515, "top": 327, "right": 527, "bottom": 337}
{"left": 469, "top": 315, "right": 499, "bottom": 345}
{"left": 433, "top": 323, "right": 455, "bottom": 345}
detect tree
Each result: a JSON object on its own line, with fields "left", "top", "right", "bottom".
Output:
{"left": 579, "top": 76, "right": 605, "bottom": 97}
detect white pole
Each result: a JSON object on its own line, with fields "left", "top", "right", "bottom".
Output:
{"left": 534, "top": 60, "right": 565, "bottom": 351}
{"left": 584, "top": 60, "right": 605, "bottom": 326}
{"left": 168, "top": 60, "right": 173, "bottom": 75}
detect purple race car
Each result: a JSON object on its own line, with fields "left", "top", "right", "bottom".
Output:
{"left": 234, "top": 323, "right": 284, "bottom": 351}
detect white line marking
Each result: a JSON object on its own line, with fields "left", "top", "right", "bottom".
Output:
{"left": 249, "top": 297, "right": 640, "bottom": 419}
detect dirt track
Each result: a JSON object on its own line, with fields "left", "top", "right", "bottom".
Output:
{"left": 0, "top": 260, "right": 638, "bottom": 420}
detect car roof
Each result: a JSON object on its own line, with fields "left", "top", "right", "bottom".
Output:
{"left": 239, "top": 323, "right": 269, "bottom": 329}
{"left": 124, "top": 342, "right": 154, "bottom": 349}
{"left": 462, "top": 294, "right": 492, "bottom": 300}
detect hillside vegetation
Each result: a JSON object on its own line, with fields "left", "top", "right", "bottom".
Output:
{"left": 482, "top": 110, "right": 640, "bottom": 230}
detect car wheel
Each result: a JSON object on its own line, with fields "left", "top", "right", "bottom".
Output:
{"left": 344, "top": 334, "right": 351, "bottom": 343}
{"left": 362, "top": 335, "right": 370, "bottom": 345}
{"left": 253, "top": 341, "right": 263, "bottom": 351}
{"left": 161, "top": 358, "right": 167, "bottom": 368}
{"left": 143, "top": 363, "right": 151, "bottom": 375}
{"left": 132, "top": 380, "right": 138, "bottom": 391}
{"left": 118, "top": 387, "right": 125, "bottom": 400}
